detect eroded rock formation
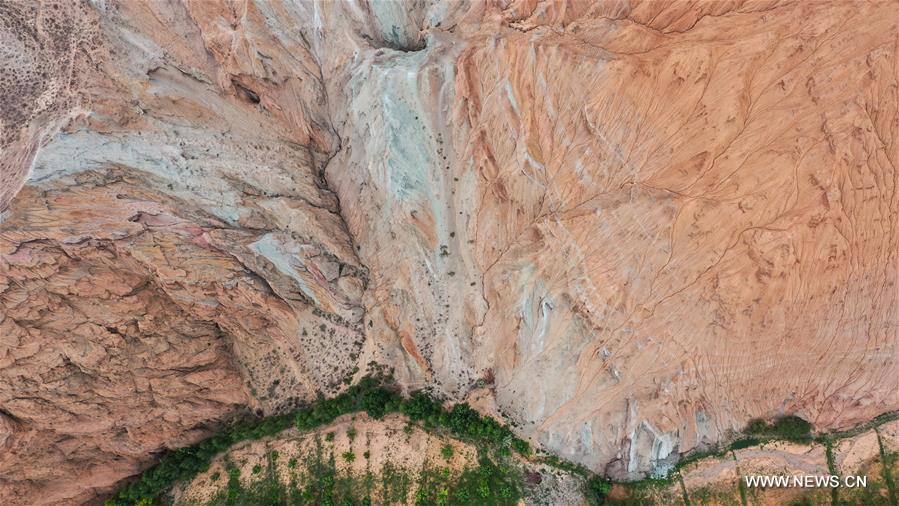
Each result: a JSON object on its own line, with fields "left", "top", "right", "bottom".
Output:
{"left": 1, "top": 0, "right": 897, "bottom": 503}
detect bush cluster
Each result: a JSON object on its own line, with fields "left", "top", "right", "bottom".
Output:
{"left": 106, "top": 375, "right": 530, "bottom": 505}
{"left": 399, "top": 393, "right": 530, "bottom": 454}
{"left": 211, "top": 447, "right": 522, "bottom": 506}
{"left": 585, "top": 476, "right": 612, "bottom": 505}
{"left": 105, "top": 411, "right": 295, "bottom": 505}
{"left": 413, "top": 456, "right": 522, "bottom": 506}
{"left": 744, "top": 415, "right": 812, "bottom": 442}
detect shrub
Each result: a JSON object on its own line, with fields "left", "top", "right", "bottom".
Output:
{"left": 452, "top": 455, "right": 523, "bottom": 505}
{"left": 511, "top": 438, "right": 531, "bottom": 455}
{"left": 106, "top": 374, "right": 532, "bottom": 505}
{"left": 402, "top": 391, "right": 441, "bottom": 421}
{"left": 730, "top": 437, "right": 760, "bottom": 450}
{"left": 745, "top": 416, "right": 812, "bottom": 442}
{"left": 586, "top": 476, "right": 612, "bottom": 505}
{"left": 745, "top": 419, "right": 768, "bottom": 434}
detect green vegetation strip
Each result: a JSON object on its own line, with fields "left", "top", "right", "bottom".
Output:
{"left": 589, "top": 412, "right": 898, "bottom": 503}
{"left": 876, "top": 428, "right": 898, "bottom": 506}
{"left": 106, "top": 374, "right": 545, "bottom": 505}
{"left": 203, "top": 438, "right": 524, "bottom": 506}
{"left": 734, "top": 452, "right": 748, "bottom": 506}
{"left": 822, "top": 411, "right": 899, "bottom": 442}
{"left": 677, "top": 473, "right": 690, "bottom": 506}
{"left": 107, "top": 371, "right": 898, "bottom": 506}
{"left": 823, "top": 439, "right": 839, "bottom": 505}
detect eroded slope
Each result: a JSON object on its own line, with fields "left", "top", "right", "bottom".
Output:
{"left": 0, "top": 0, "right": 897, "bottom": 503}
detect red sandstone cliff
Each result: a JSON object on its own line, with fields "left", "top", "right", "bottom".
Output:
{"left": 1, "top": 0, "right": 897, "bottom": 503}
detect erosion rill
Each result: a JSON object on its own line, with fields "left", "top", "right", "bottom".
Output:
{"left": 0, "top": 1, "right": 897, "bottom": 505}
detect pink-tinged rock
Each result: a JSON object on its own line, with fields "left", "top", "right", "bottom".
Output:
{"left": 1, "top": 0, "right": 897, "bottom": 503}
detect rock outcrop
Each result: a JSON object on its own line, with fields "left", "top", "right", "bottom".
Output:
{"left": 1, "top": 0, "right": 897, "bottom": 503}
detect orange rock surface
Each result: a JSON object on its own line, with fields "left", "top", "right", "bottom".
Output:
{"left": 1, "top": 0, "right": 897, "bottom": 503}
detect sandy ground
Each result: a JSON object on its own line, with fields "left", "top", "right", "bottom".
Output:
{"left": 603, "top": 419, "right": 898, "bottom": 505}
{"left": 173, "top": 413, "right": 480, "bottom": 505}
